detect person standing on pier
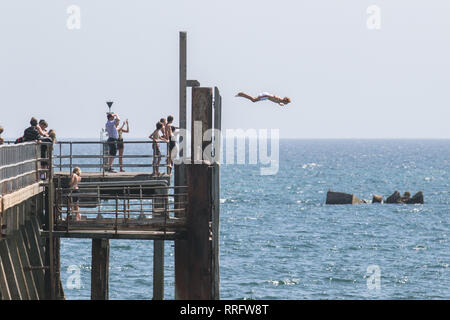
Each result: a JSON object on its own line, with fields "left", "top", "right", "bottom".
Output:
{"left": 149, "top": 121, "right": 168, "bottom": 176}
{"left": 69, "top": 167, "right": 82, "bottom": 221}
{"left": 105, "top": 113, "right": 119, "bottom": 173}
{"left": 166, "top": 115, "right": 177, "bottom": 175}
{"left": 115, "top": 118, "right": 129, "bottom": 172}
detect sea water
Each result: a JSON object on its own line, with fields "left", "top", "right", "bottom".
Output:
{"left": 60, "top": 139, "right": 450, "bottom": 299}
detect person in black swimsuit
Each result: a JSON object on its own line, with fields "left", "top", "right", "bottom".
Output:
{"left": 166, "top": 115, "right": 177, "bottom": 175}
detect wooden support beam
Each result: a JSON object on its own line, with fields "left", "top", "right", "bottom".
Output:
{"left": 210, "top": 163, "right": 220, "bottom": 299}
{"left": 186, "top": 80, "right": 200, "bottom": 87}
{"left": 175, "top": 31, "right": 189, "bottom": 300}
{"left": 6, "top": 236, "right": 30, "bottom": 299}
{"left": 153, "top": 240, "right": 164, "bottom": 300}
{"left": 22, "top": 222, "right": 45, "bottom": 299}
{"left": 16, "top": 229, "right": 39, "bottom": 299}
{"left": 185, "top": 163, "right": 214, "bottom": 299}
{"left": 0, "top": 241, "right": 13, "bottom": 300}
{"left": 152, "top": 189, "right": 167, "bottom": 300}
{"left": 179, "top": 31, "right": 187, "bottom": 139}
{"left": 191, "top": 87, "right": 213, "bottom": 163}
{"left": 1, "top": 183, "right": 44, "bottom": 213}
{"left": 91, "top": 238, "right": 110, "bottom": 300}
{"left": 0, "top": 239, "right": 21, "bottom": 299}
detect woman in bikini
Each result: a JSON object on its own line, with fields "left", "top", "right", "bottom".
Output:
{"left": 165, "top": 115, "right": 177, "bottom": 175}
{"left": 235, "top": 92, "right": 291, "bottom": 106}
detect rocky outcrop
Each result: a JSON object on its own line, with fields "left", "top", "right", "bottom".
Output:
{"left": 386, "top": 191, "right": 402, "bottom": 203}
{"left": 382, "top": 190, "right": 424, "bottom": 204}
{"left": 325, "top": 190, "right": 424, "bottom": 205}
{"left": 372, "top": 194, "right": 383, "bottom": 203}
{"left": 326, "top": 191, "right": 364, "bottom": 204}
{"left": 405, "top": 191, "right": 424, "bottom": 204}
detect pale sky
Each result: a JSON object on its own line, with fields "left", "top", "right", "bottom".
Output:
{"left": 1, "top": 0, "right": 449, "bottom": 139}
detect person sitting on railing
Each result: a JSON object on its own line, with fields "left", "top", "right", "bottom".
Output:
{"left": 115, "top": 117, "right": 129, "bottom": 172}
{"left": 105, "top": 112, "right": 119, "bottom": 173}
{"left": 149, "top": 121, "right": 169, "bottom": 176}
{"left": 68, "top": 167, "right": 82, "bottom": 221}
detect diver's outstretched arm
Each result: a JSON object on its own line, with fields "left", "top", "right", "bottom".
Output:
{"left": 235, "top": 92, "right": 259, "bottom": 102}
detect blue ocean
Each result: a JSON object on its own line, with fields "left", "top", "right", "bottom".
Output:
{"left": 59, "top": 139, "right": 450, "bottom": 299}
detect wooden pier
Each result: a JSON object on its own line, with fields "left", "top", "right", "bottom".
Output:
{"left": 0, "top": 32, "right": 222, "bottom": 300}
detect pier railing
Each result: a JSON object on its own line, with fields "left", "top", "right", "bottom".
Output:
{"left": 53, "top": 181, "right": 187, "bottom": 235}
{"left": 53, "top": 140, "right": 171, "bottom": 174}
{"left": 0, "top": 142, "right": 51, "bottom": 195}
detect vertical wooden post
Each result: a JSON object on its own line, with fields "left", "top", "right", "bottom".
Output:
{"left": 5, "top": 207, "right": 30, "bottom": 299}
{"left": 44, "top": 144, "right": 57, "bottom": 299}
{"left": 185, "top": 163, "right": 213, "bottom": 299}
{"left": 174, "top": 31, "right": 188, "bottom": 300}
{"left": 152, "top": 189, "right": 166, "bottom": 300}
{"left": 179, "top": 31, "right": 187, "bottom": 146}
{"left": 91, "top": 238, "right": 110, "bottom": 300}
{"left": 176, "top": 87, "right": 216, "bottom": 299}
{"left": 211, "top": 87, "right": 221, "bottom": 299}
{"left": 191, "top": 87, "right": 212, "bottom": 163}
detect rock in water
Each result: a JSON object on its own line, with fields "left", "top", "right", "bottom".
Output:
{"left": 401, "top": 192, "right": 411, "bottom": 203}
{"left": 406, "top": 191, "right": 424, "bottom": 204}
{"left": 386, "top": 191, "right": 402, "bottom": 203}
{"left": 326, "top": 191, "right": 364, "bottom": 204}
{"left": 372, "top": 194, "right": 383, "bottom": 203}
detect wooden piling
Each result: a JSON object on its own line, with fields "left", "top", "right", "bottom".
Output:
{"left": 152, "top": 188, "right": 167, "bottom": 300}
{"left": 153, "top": 240, "right": 164, "bottom": 300}
{"left": 91, "top": 238, "right": 110, "bottom": 300}
{"left": 0, "top": 239, "right": 20, "bottom": 299}
{"left": 174, "top": 31, "right": 189, "bottom": 300}
{"left": 191, "top": 87, "right": 213, "bottom": 163}
{"left": 23, "top": 206, "right": 46, "bottom": 298}
{"left": 0, "top": 253, "right": 12, "bottom": 300}
{"left": 174, "top": 86, "right": 219, "bottom": 299}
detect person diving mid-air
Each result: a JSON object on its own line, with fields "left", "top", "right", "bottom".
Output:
{"left": 235, "top": 92, "right": 291, "bottom": 107}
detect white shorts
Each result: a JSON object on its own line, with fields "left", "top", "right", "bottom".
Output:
{"left": 258, "top": 92, "right": 270, "bottom": 100}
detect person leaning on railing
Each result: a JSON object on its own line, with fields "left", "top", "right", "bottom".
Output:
{"left": 23, "top": 117, "right": 41, "bottom": 142}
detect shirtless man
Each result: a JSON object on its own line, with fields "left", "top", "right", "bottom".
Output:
{"left": 149, "top": 121, "right": 168, "bottom": 176}
{"left": 235, "top": 92, "right": 291, "bottom": 106}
